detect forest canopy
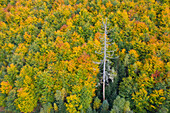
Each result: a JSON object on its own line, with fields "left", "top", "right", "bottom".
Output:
{"left": 0, "top": 0, "right": 169, "bottom": 113}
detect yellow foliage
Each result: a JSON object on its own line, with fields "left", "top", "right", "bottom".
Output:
{"left": 149, "top": 89, "right": 166, "bottom": 110}
{"left": 137, "top": 74, "right": 154, "bottom": 89}
{"left": 129, "top": 49, "right": 139, "bottom": 58}
{"left": 15, "top": 86, "right": 37, "bottom": 113}
{"left": 7, "top": 63, "right": 16, "bottom": 72}
{"left": 67, "top": 18, "right": 74, "bottom": 29}
{"left": 24, "top": 32, "right": 32, "bottom": 43}
{"left": 0, "top": 81, "right": 12, "bottom": 94}
{"left": 66, "top": 95, "right": 81, "bottom": 113}
{"left": 15, "top": 43, "right": 28, "bottom": 55}
{"left": 24, "top": 75, "right": 32, "bottom": 85}
{"left": 54, "top": 103, "right": 58, "bottom": 111}
{"left": 0, "top": 0, "right": 169, "bottom": 113}
{"left": 106, "top": 1, "right": 112, "bottom": 8}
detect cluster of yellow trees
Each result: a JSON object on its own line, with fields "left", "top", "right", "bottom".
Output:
{"left": 0, "top": 0, "right": 169, "bottom": 113}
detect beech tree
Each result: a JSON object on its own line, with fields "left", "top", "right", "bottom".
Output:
{"left": 0, "top": 0, "right": 169, "bottom": 112}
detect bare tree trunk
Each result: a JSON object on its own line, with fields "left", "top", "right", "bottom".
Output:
{"left": 103, "top": 19, "right": 107, "bottom": 101}
{"left": 94, "top": 18, "right": 118, "bottom": 101}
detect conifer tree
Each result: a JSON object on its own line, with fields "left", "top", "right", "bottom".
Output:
{"left": 95, "top": 18, "right": 118, "bottom": 101}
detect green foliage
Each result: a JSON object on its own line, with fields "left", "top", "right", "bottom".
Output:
{"left": 101, "top": 100, "right": 109, "bottom": 112}
{"left": 93, "top": 96, "right": 102, "bottom": 110}
{"left": 0, "top": 0, "right": 169, "bottom": 113}
{"left": 110, "top": 96, "right": 132, "bottom": 113}
{"left": 40, "top": 102, "right": 53, "bottom": 113}
{"left": 0, "top": 93, "right": 6, "bottom": 107}
{"left": 119, "top": 76, "right": 136, "bottom": 107}
{"left": 55, "top": 90, "right": 66, "bottom": 113}
{"left": 86, "top": 106, "right": 93, "bottom": 113}
{"left": 157, "top": 107, "right": 169, "bottom": 113}
{"left": 5, "top": 89, "right": 19, "bottom": 113}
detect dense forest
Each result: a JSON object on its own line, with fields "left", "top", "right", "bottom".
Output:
{"left": 0, "top": 0, "right": 169, "bottom": 113}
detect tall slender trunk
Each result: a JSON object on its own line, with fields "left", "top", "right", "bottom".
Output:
{"left": 103, "top": 21, "right": 107, "bottom": 101}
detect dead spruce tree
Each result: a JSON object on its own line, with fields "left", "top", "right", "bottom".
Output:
{"left": 94, "top": 18, "right": 119, "bottom": 101}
